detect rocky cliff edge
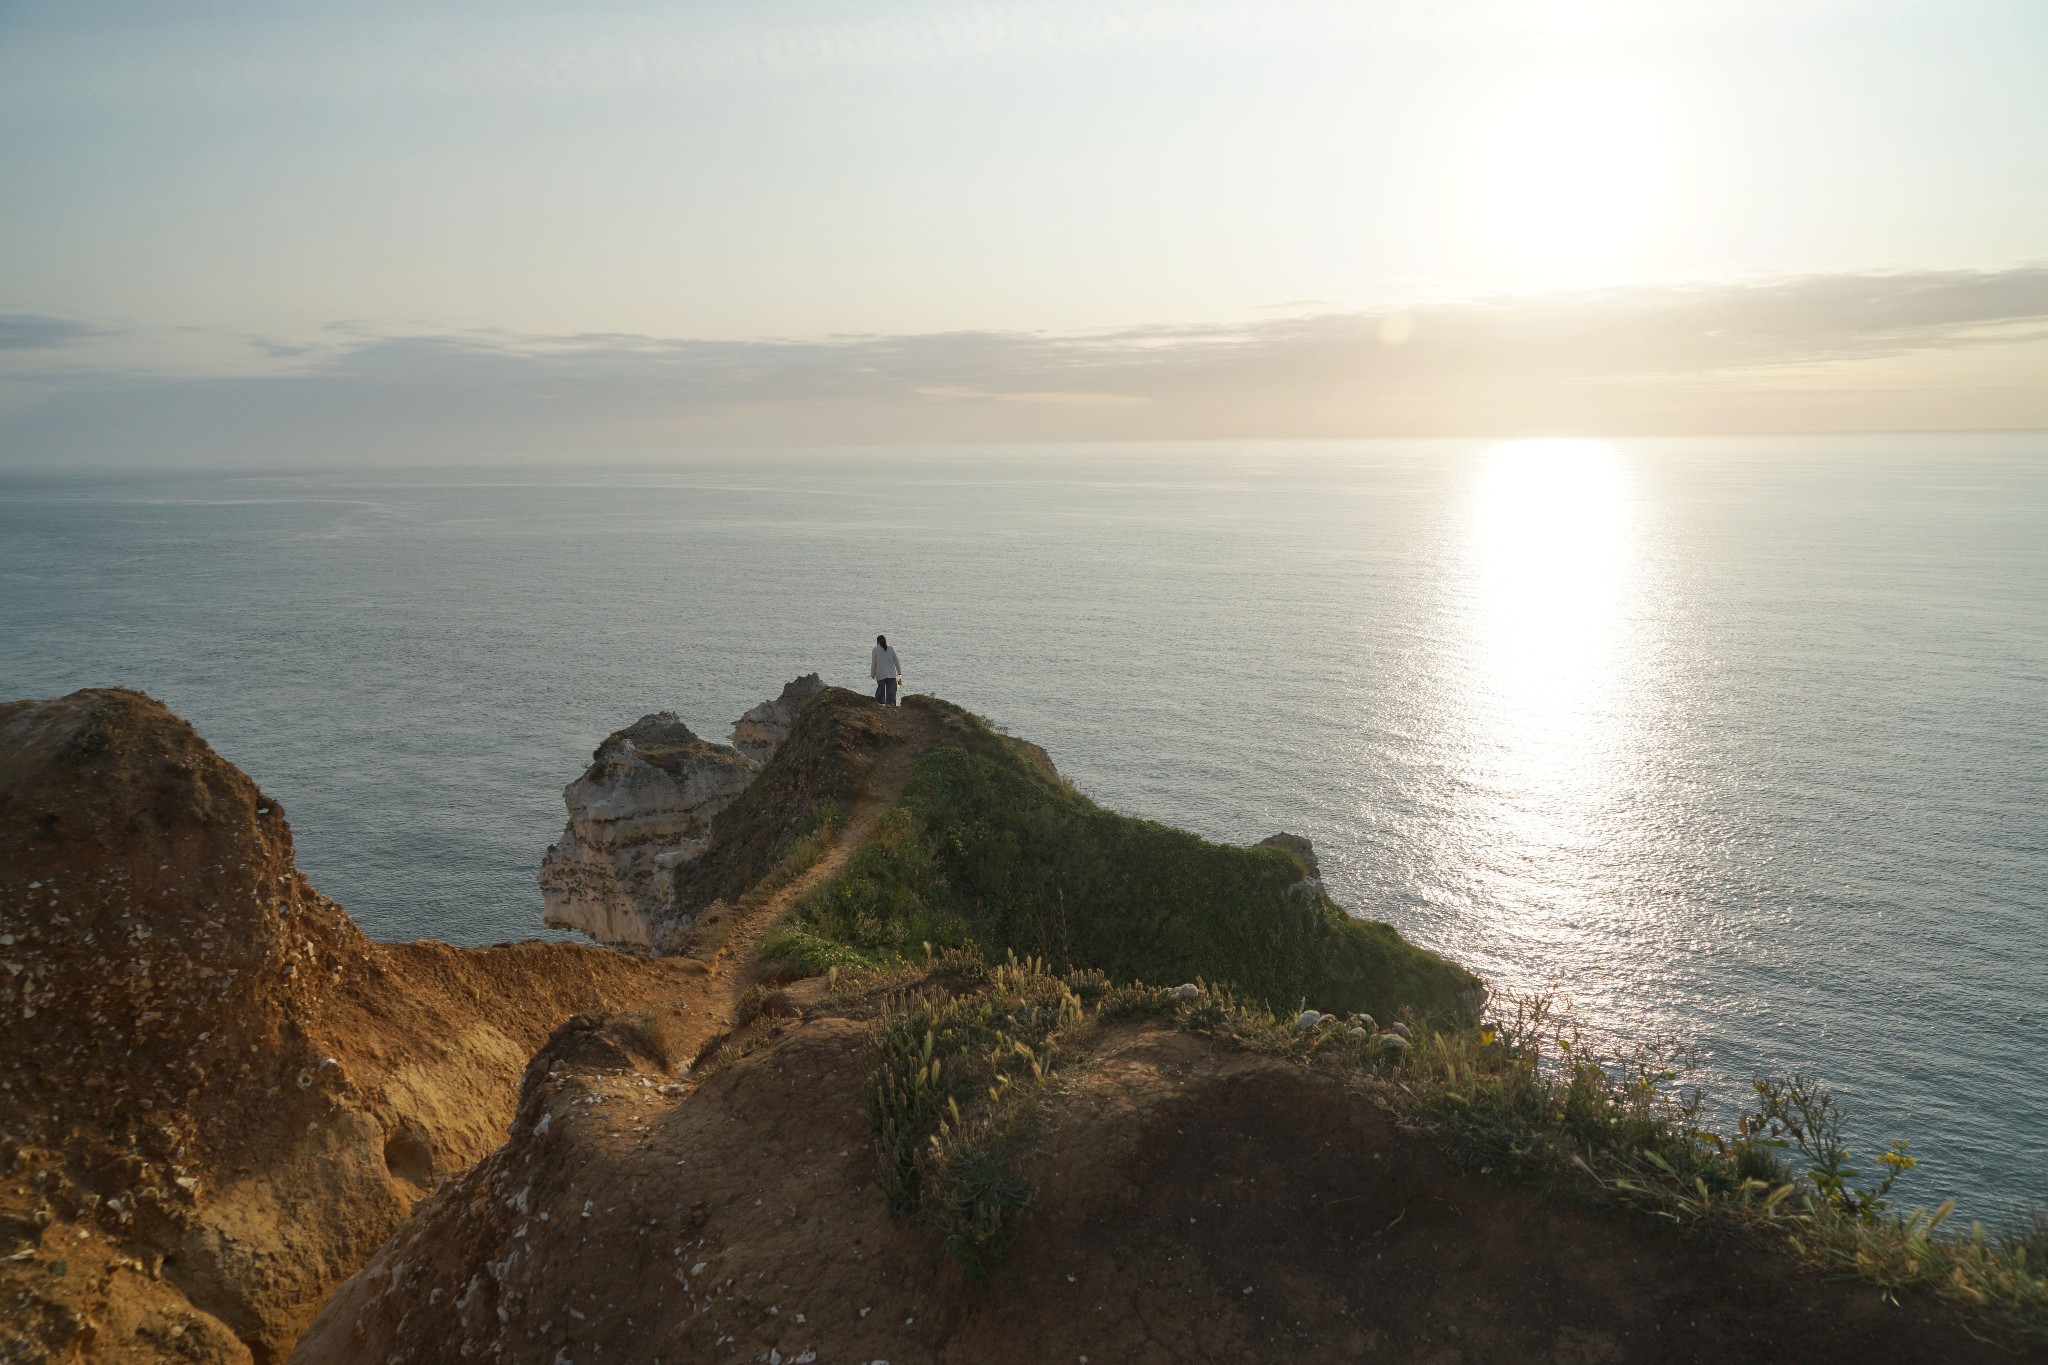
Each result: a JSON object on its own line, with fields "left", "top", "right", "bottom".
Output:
{"left": 538, "top": 675, "right": 825, "bottom": 948}
{"left": 0, "top": 690, "right": 707, "bottom": 1363}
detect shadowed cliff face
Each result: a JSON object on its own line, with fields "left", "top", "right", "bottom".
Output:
{"left": 0, "top": 690, "right": 706, "bottom": 1364}
{"left": 537, "top": 674, "right": 825, "bottom": 948}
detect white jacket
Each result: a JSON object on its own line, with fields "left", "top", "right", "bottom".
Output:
{"left": 871, "top": 645, "right": 902, "bottom": 681}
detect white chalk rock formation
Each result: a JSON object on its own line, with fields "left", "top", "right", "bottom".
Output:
{"left": 539, "top": 713, "right": 758, "bottom": 947}
{"left": 729, "top": 672, "right": 825, "bottom": 764}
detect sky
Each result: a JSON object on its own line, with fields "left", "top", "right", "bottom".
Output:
{"left": 2, "top": 0, "right": 2045, "bottom": 460}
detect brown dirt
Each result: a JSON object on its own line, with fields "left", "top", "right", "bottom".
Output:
{"left": 290, "top": 974, "right": 2045, "bottom": 1365}
{"left": 0, "top": 687, "right": 944, "bottom": 1365}
{"left": 688, "top": 695, "right": 954, "bottom": 979}
{"left": 13, "top": 687, "right": 2042, "bottom": 1365}
{"left": 0, "top": 691, "right": 709, "bottom": 1363}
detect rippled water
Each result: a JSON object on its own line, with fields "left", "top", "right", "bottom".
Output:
{"left": 2, "top": 435, "right": 2043, "bottom": 1218}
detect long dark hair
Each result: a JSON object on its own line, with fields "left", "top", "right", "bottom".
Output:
{"left": 877, "top": 634, "right": 888, "bottom": 647}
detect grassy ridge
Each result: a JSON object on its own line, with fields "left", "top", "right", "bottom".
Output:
{"left": 764, "top": 699, "right": 1480, "bottom": 1024}
{"left": 849, "top": 955, "right": 2048, "bottom": 1333}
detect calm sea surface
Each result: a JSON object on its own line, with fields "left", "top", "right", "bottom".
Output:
{"left": 3, "top": 437, "right": 2043, "bottom": 1219}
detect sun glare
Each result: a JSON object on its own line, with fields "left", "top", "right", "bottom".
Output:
{"left": 1469, "top": 438, "right": 1631, "bottom": 710}
{"left": 1466, "top": 73, "right": 1666, "bottom": 279}
{"left": 1443, "top": 437, "right": 1649, "bottom": 955}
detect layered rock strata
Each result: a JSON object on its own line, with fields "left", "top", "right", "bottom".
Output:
{"left": 537, "top": 715, "right": 757, "bottom": 946}
{"left": 537, "top": 677, "right": 823, "bottom": 948}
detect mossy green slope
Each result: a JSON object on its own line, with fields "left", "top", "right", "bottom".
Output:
{"left": 769, "top": 697, "right": 1481, "bottom": 1023}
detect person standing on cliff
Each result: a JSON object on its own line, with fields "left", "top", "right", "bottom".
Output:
{"left": 871, "top": 634, "right": 903, "bottom": 706}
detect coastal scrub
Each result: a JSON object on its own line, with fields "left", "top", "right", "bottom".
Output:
{"left": 774, "top": 698, "right": 1477, "bottom": 1024}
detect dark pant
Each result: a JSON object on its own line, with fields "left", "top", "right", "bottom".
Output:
{"left": 875, "top": 677, "right": 898, "bottom": 706}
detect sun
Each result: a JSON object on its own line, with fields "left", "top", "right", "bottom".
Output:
{"left": 1465, "top": 72, "right": 1666, "bottom": 280}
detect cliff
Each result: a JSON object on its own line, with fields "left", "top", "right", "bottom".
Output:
{"left": 537, "top": 675, "right": 824, "bottom": 947}
{"left": 757, "top": 694, "right": 1483, "bottom": 1022}
{"left": 5, "top": 684, "right": 2038, "bottom": 1363}
{"left": 290, "top": 961, "right": 2015, "bottom": 1365}
{"left": 0, "top": 691, "right": 709, "bottom": 1362}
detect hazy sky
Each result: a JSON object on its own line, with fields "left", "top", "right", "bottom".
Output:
{"left": 3, "top": 0, "right": 2045, "bottom": 458}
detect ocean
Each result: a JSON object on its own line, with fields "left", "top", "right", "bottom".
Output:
{"left": 2, "top": 435, "right": 2043, "bottom": 1220}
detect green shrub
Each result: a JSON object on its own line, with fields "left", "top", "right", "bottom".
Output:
{"left": 1393, "top": 993, "right": 2048, "bottom": 1334}
{"left": 799, "top": 703, "right": 1477, "bottom": 1022}
{"left": 852, "top": 956, "right": 2045, "bottom": 1334}
{"left": 756, "top": 923, "right": 879, "bottom": 979}
{"left": 865, "top": 956, "right": 1085, "bottom": 1278}
{"left": 1743, "top": 1074, "right": 1917, "bottom": 1220}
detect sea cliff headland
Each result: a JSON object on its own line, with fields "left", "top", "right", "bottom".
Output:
{"left": 2, "top": 683, "right": 2041, "bottom": 1363}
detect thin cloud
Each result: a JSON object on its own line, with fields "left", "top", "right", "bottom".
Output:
{"left": 915, "top": 385, "right": 1150, "bottom": 406}
{"left": 0, "top": 0, "right": 1864, "bottom": 108}
{"left": 3, "top": 265, "right": 2044, "bottom": 464}
{"left": 0, "top": 313, "right": 107, "bottom": 351}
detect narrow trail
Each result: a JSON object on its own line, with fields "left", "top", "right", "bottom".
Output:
{"left": 682, "top": 701, "right": 948, "bottom": 1034}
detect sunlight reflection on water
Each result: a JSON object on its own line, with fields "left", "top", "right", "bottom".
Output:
{"left": 2, "top": 435, "right": 2042, "bottom": 1217}
{"left": 1433, "top": 440, "right": 1658, "bottom": 1004}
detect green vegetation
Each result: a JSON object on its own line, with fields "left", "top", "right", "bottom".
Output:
{"left": 1386, "top": 994, "right": 2048, "bottom": 1334}
{"left": 848, "top": 953, "right": 2046, "bottom": 1332}
{"left": 771, "top": 692, "right": 2042, "bottom": 1330}
{"left": 756, "top": 922, "right": 876, "bottom": 978}
{"left": 862, "top": 951, "right": 1199, "bottom": 1278}
{"left": 738, "top": 801, "right": 844, "bottom": 907}
{"left": 770, "top": 699, "right": 1477, "bottom": 1023}
{"left": 865, "top": 954, "right": 1083, "bottom": 1278}
{"left": 679, "top": 801, "right": 844, "bottom": 953}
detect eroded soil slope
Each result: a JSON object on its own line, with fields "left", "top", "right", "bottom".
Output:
{"left": 0, "top": 691, "right": 713, "bottom": 1363}
{"left": 292, "top": 969, "right": 2036, "bottom": 1365}
{"left": 1, "top": 685, "right": 950, "bottom": 1365}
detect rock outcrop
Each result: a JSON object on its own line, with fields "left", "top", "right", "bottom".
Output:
{"left": 1256, "top": 830, "right": 1325, "bottom": 905}
{"left": 537, "top": 715, "right": 757, "bottom": 947}
{"left": 537, "top": 677, "right": 827, "bottom": 948}
{"left": 1255, "top": 830, "right": 1321, "bottom": 879}
{"left": 730, "top": 672, "right": 825, "bottom": 764}
{"left": 0, "top": 689, "right": 703, "bottom": 1364}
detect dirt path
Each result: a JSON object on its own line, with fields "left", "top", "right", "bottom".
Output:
{"left": 681, "top": 701, "right": 947, "bottom": 1032}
